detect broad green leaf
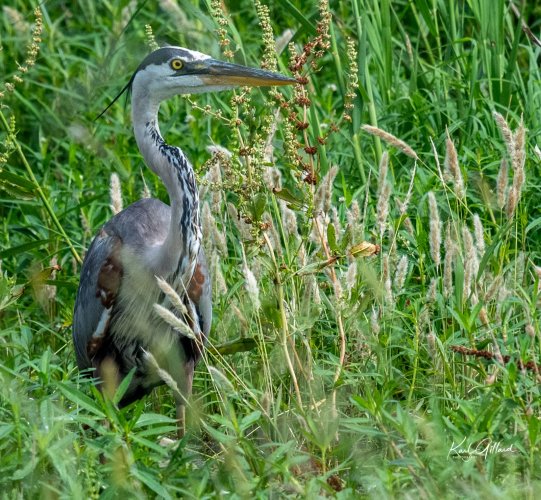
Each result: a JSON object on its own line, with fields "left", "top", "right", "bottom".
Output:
{"left": 58, "top": 383, "right": 105, "bottom": 418}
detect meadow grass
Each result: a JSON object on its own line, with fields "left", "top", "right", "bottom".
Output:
{"left": 1, "top": 0, "right": 541, "bottom": 497}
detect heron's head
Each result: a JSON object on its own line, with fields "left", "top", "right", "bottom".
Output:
{"left": 130, "top": 46, "right": 296, "bottom": 102}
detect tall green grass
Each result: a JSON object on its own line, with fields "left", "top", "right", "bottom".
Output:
{"left": 1, "top": 0, "right": 540, "bottom": 497}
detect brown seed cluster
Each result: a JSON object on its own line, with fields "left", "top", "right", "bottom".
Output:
{"left": 288, "top": 0, "right": 331, "bottom": 75}
{"left": 266, "top": 0, "right": 335, "bottom": 184}
{"left": 451, "top": 345, "right": 539, "bottom": 372}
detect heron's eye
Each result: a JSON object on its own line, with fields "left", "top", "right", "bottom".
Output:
{"left": 170, "top": 59, "right": 184, "bottom": 71}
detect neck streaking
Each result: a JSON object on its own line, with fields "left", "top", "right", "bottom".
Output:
{"left": 132, "top": 99, "right": 201, "bottom": 284}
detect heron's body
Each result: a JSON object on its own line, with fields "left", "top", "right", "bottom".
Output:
{"left": 73, "top": 198, "right": 210, "bottom": 405}
{"left": 73, "top": 46, "right": 294, "bottom": 434}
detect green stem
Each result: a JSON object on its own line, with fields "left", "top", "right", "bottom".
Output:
{"left": 0, "top": 109, "right": 82, "bottom": 264}
{"left": 263, "top": 233, "right": 303, "bottom": 408}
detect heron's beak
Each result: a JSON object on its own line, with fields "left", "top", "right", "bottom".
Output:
{"left": 192, "top": 59, "right": 297, "bottom": 87}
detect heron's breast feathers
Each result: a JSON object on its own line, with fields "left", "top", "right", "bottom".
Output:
{"left": 87, "top": 243, "right": 205, "bottom": 366}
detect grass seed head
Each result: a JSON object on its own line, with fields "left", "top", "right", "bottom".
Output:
{"left": 376, "top": 181, "right": 391, "bottom": 239}
{"left": 331, "top": 206, "right": 342, "bottom": 238}
{"left": 443, "top": 223, "right": 456, "bottom": 298}
{"left": 508, "top": 118, "right": 526, "bottom": 215}
{"left": 493, "top": 112, "right": 514, "bottom": 155}
{"left": 394, "top": 255, "right": 409, "bottom": 294}
{"left": 362, "top": 125, "right": 418, "bottom": 160}
{"left": 109, "top": 173, "right": 123, "bottom": 215}
{"left": 428, "top": 192, "right": 441, "bottom": 267}
{"left": 44, "top": 256, "right": 58, "bottom": 301}
{"left": 383, "top": 254, "right": 394, "bottom": 305}
{"left": 155, "top": 276, "right": 188, "bottom": 316}
{"left": 243, "top": 260, "right": 261, "bottom": 311}
{"left": 479, "top": 307, "right": 489, "bottom": 326}
{"left": 210, "top": 253, "right": 227, "bottom": 295}
{"left": 473, "top": 214, "right": 485, "bottom": 256}
{"left": 483, "top": 274, "right": 502, "bottom": 302}
{"left": 512, "top": 117, "right": 526, "bottom": 172}
{"left": 297, "top": 243, "right": 307, "bottom": 267}
{"left": 462, "top": 226, "right": 478, "bottom": 300}
{"left": 346, "top": 199, "right": 362, "bottom": 240}
{"left": 202, "top": 202, "right": 227, "bottom": 254}
{"left": 227, "top": 202, "right": 252, "bottom": 240}
{"left": 314, "top": 165, "right": 338, "bottom": 215}
{"left": 144, "top": 349, "right": 182, "bottom": 398}
{"left": 370, "top": 307, "right": 380, "bottom": 335}
{"left": 377, "top": 151, "right": 389, "bottom": 197}
{"left": 515, "top": 251, "right": 525, "bottom": 286}
{"left": 141, "top": 178, "right": 151, "bottom": 199}
{"left": 2, "top": 7, "right": 29, "bottom": 36}
{"left": 496, "top": 158, "right": 508, "bottom": 209}
{"left": 506, "top": 187, "right": 517, "bottom": 219}
{"left": 306, "top": 274, "right": 321, "bottom": 305}
{"left": 426, "top": 331, "right": 437, "bottom": 360}
{"left": 444, "top": 130, "right": 464, "bottom": 199}
{"left": 280, "top": 200, "right": 298, "bottom": 236}
{"left": 346, "top": 259, "right": 358, "bottom": 291}
{"left": 263, "top": 212, "right": 282, "bottom": 256}
{"left": 205, "top": 153, "right": 225, "bottom": 211}
{"left": 326, "top": 267, "right": 343, "bottom": 299}
{"left": 153, "top": 304, "right": 195, "bottom": 340}
{"left": 159, "top": 0, "right": 188, "bottom": 26}
{"left": 426, "top": 278, "right": 438, "bottom": 304}
{"left": 263, "top": 166, "right": 282, "bottom": 191}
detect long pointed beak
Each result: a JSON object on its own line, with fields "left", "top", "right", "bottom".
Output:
{"left": 191, "top": 59, "right": 297, "bottom": 87}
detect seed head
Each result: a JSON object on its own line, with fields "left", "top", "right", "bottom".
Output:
{"left": 370, "top": 307, "right": 380, "bottom": 336}
{"left": 109, "top": 173, "right": 123, "bottom": 215}
{"left": 376, "top": 151, "right": 389, "bottom": 198}
{"left": 496, "top": 159, "right": 508, "bottom": 210}
{"left": 472, "top": 214, "right": 485, "bottom": 256}
{"left": 493, "top": 112, "right": 514, "bottom": 158}
{"left": 346, "top": 259, "right": 358, "bottom": 291}
{"left": 155, "top": 276, "right": 188, "bottom": 316}
{"left": 361, "top": 125, "right": 418, "bottom": 160}
{"left": 462, "top": 226, "right": 478, "bottom": 300}
{"left": 376, "top": 181, "right": 391, "bottom": 239}
{"left": 428, "top": 192, "right": 441, "bottom": 267}
{"left": 394, "top": 255, "right": 409, "bottom": 294}
{"left": 280, "top": 200, "right": 298, "bottom": 236}
{"left": 443, "top": 223, "right": 455, "bottom": 299}
{"left": 444, "top": 130, "right": 464, "bottom": 200}
{"left": 243, "top": 259, "right": 261, "bottom": 311}
{"left": 382, "top": 254, "right": 394, "bottom": 305}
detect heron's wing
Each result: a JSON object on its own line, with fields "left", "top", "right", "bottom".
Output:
{"left": 73, "top": 198, "right": 172, "bottom": 369}
{"left": 72, "top": 228, "right": 123, "bottom": 370}
{"left": 73, "top": 197, "right": 211, "bottom": 373}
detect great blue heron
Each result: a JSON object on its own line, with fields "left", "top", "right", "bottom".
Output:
{"left": 73, "top": 46, "right": 295, "bottom": 436}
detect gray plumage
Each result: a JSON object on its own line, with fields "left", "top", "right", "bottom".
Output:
{"left": 72, "top": 46, "right": 295, "bottom": 435}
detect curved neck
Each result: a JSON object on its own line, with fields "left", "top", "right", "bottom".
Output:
{"left": 132, "top": 94, "right": 201, "bottom": 282}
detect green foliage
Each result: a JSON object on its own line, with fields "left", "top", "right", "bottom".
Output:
{"left": 1, "top": 0, "right": 541, "bottom": 497}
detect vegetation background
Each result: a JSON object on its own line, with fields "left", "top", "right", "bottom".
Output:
{"left": 1, "top": 0, "right": 541, "bottom": 497}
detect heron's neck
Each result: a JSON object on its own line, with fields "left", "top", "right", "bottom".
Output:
{"left": 132, "top": 98, "right": 201, "bottom": 282}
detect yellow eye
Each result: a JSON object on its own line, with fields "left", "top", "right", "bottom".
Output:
{"left": 170, "top": 59, "right": 184, "bottom": 70}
